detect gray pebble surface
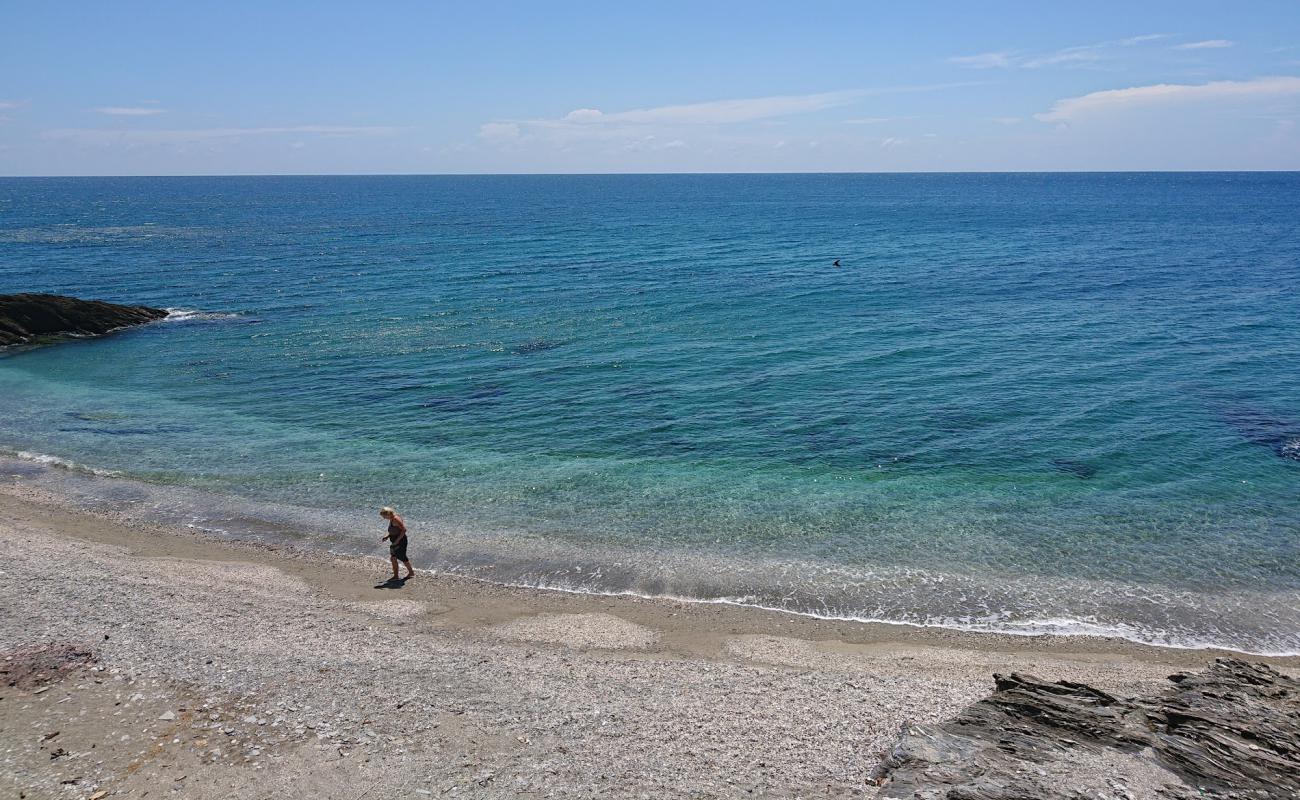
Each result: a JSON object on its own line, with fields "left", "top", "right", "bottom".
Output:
{"left": 0, "top": 493, "right": 1215, "bottom": 799}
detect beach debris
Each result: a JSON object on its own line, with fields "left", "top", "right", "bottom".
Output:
{"left": 870, "top": 658, "right": 1300, "bottom": 799}
{"left": 0, "top": 642, "right": 96, "bottom": 690}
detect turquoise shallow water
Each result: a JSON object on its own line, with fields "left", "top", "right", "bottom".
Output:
{"left": 2, "top": 174, "right": 1298, "bottom": 653}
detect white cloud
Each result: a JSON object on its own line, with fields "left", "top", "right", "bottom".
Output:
{"left": 1035, "top": 76, "right": 1300, "bottom": 122}
{"left": 94, "top": 106, "right": 166, "bottom": 116}
{"left": 1175, "top": 40, "right": 1235, "bottom": 50}
{"left": 953, "top": 34, "right": 1170, "bottom": 70}
{"left": 46, "top": 125, "right": 403, "bottom": 144}
{"left": 949, "top": 51, "right": 1014, "bottom": 69}
{"left": 563, "top": 108, "right": 604, "bottom": 123}
{"left": 842, "top": 117, "right": 915, "bottom": 126}
{"left": 618, "top": 135, "right": 690, "bottom": 152}
{"left": 478, "top": 121, "right": 520, "bottom": 140}
{"left": 470, "top": 85, "right": 979, "bottom": 161}
{"left": 561, "top": 91, "right": 861, "bottom": 126}
{"left": 1120, "top": 34, "right": 1172, "bottom": 45}
{"left": 1021, "top": 46, "right": 1108, "bottom": 69}
{"left": 484, "top": 84, "right": 977, "bottom": 140}
{"left": 0, "top": 101, "right": 18, "bottom": 111}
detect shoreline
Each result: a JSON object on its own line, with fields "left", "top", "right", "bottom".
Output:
{"left": 5, "top": 448, "right": 1300, "bottom": 658}
{"left": 2, "top": 482, "right": 1297, "bottom": 798}
{"left": 7, "top": 482, "right": 1286, "bottom": 665}
{"left": 10, "top": 468, "right": 1300, "bottom": 663}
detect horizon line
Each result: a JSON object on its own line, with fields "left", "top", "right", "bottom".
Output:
{"left": 2, "top": 168, "right": 1300, "bottom": 179}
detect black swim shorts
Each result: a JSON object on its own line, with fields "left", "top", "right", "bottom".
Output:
{"left": 389, "top": 539, "right": 409, "bottom": 562}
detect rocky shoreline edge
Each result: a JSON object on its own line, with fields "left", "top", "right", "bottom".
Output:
{"left": 0, "top": 293, "right": 168, "bottom": 347}
{"left": 872, "top": 658, "right": 1300, "bottom": 798}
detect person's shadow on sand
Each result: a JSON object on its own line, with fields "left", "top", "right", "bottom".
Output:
{"left": 373, "top": 577, "right": 408, "bottom": 590}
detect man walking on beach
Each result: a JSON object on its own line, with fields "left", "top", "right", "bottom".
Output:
{"left": 380, "top": 506, "right": 415, "bottom": 581}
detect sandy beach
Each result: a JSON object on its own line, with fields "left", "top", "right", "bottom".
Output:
{"left": 3, "top": 483, "right": 1293, "bottom": 799}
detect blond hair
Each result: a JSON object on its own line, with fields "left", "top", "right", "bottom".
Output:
{"left": 380, "top": 506, "right": 395, "bottom": 517}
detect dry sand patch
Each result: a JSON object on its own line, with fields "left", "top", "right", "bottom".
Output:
{"left": 490, "top": 612, "right": 660, "bottom": 650}
{"left": 354, "top": 598, "right": 429, "bottom": 622}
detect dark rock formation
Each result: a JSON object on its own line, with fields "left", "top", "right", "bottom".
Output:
{"left": 872, "top": 658, "right": 1300, "bottom": 799}
{"left": 0, "top": 293, "right": 168, "bottom": 347}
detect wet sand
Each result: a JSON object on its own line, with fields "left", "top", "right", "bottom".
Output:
{"left": 2, "top": 484, "right": 1294, "bottom": 799}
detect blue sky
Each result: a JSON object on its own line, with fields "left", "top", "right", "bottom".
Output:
{"left": 2, "top": 1, "right": 1298, "bottom": 174}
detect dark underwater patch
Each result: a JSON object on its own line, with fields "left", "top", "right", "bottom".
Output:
{"left": 57, "top": 425, "right": 195, "bottom": 436}
{"left": 65, "top": 411, "right": 131, "bottom": 422}
{"left": 418, "top": 386, "right": 507, "bottom": 413}
{"left": 1051, "top": 458, "right": 1098, "bottom": 479}
{"left": 1221, "top": 407, "right": 1300, "bottom": 462}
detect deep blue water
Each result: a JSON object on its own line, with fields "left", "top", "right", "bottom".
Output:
{"left": 2, "top": 174, "right": 1298, "bottom": 653}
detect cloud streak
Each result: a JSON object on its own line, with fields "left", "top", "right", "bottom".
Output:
{"left": 94, "top": 106, "right": 166, "bottom": 116}
{"left": 1035, "top": 76, "right": 1300, "bottom": 121}
{"left": 1174, "top": 40, "right": 1234, "bottom": 50}
{"left": 949, "top": 52, "right": 1013, "bottom": 69}
{"left": 482, "top": 84, "right": 979, "bottom": 144}
{"left": 46, "top": 125, "right": 404, "bottom": 144}
{"left": 548, "top": 91, "right": 863, "bottom": 126}
{"left": 952, "top": 34, "right": 1170, "bottom": 70}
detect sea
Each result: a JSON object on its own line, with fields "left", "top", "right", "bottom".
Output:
{"left": 1, "top": 173, "right": 1298, "bottom": 654}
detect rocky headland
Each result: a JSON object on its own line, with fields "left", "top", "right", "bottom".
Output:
{"left": 0, "top": 293, "right": 168, "bottom": 347}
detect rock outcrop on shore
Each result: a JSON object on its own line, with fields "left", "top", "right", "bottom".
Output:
{"left": 872, "top": 658, "right": 1300, "bottom": 799}
{"left": 0, "top": 293, "right": 168, "bottom": 347}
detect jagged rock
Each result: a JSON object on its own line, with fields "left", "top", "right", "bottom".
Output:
{"left": 0, "top": 293, "right": 167, "bottom": 347}
{"left": 872, "top": 658, "right": 1300, "bottom": 799}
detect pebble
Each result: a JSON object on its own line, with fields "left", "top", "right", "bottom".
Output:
{"left": 0, "top": 503, "right": 1203, "bottom": 799}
